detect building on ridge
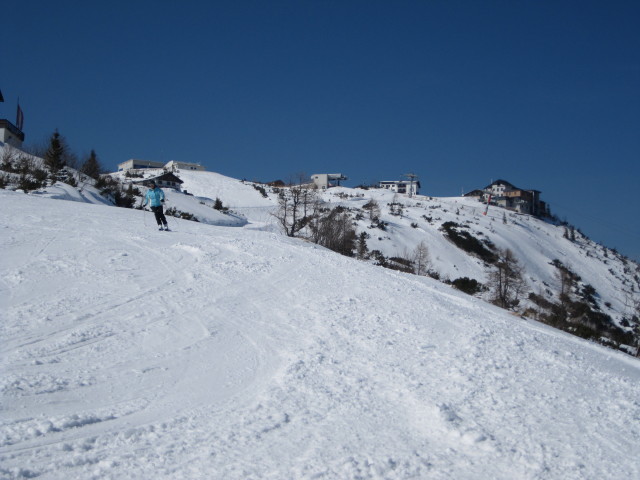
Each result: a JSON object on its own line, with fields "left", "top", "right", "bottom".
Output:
{"left": 117, "top": 159, "right": 165, "bottom": 172}
{"left": 117, "top": 159, "right": 206, "bottom": 174}
{"left": 0, "top": 119, "right": 25, "bottom": 149}
{"left": 464, "top": 179, "right": 549, "bottom": 216}
{"left": 378, "top": 179, "right": 421, "bottom": 196}
{"left": 311, "top": 173, "right": 348, "bottom": 190}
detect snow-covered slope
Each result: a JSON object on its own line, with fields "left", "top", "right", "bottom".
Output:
{"left": 176, "top": 171, "right": 640, "bottom": 340}
{"left": 325, "top": 188, "right": 638, "bottom": 320}
{"left": 4, "top": 151, "right": 637, "bottom": 346}
{"left": 167, "top": 170, "right": 278, "bottom": 231}
{"left": 1, "top": 189, "right": 639, "bottom": 479}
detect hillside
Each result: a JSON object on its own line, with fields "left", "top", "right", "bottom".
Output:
{"left": 173, "top": 170, "right": 640, "bottom": 355}
{"left": 1, "top": 188, "right": 640, "bottom": 479}
{"left": 2, "top": 144, "right": 639, "bottom": 353}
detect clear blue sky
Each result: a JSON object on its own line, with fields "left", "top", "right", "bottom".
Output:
{"left": 2, "top": 1, "right": 639, "bottom": 260}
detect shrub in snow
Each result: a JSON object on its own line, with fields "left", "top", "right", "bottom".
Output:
{"left": 441, "top": 221, "right": 497, "bottom": 264}
{"left": 451, "top": 277, "right": 484, "bottom": 295}
{"left": 252, "top": 184, "right": 268, "bottom": 197}
{"left": 165, "top": 207, "right": 199, "bottom": 222}
{"left": 310, "top": 207, "right": 357, "bottom": 257}
{"left": 387, "top": 256, "right": 415, "bottom": 274}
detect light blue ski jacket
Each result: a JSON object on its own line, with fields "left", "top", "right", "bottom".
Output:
{"left": 144, "top": 187, "right": 165, "bottom": 207}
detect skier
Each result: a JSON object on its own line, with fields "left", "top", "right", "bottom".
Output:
{"left": 143, "top": 180, "right": 169, "bottom": 231}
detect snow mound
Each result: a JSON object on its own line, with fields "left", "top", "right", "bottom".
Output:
{"left": 30, "top": 181, "right": 113, "bottom": 206}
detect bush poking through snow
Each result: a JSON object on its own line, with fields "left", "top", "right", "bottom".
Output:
{"left": 441, "top": 221, "right": 498, "bottom": 264}
{"left": 451, "top": 277, "right": 484, "bottom": 295}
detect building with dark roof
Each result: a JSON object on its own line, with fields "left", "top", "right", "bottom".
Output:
{"left": 465, "top": 179, "right": 548, "bottom": 216}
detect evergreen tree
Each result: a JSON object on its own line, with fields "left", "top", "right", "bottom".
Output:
{"left": 356, "top": 231, "right": 369, "bottom": 259}
{"left": 80, "top": 149, "right": 103, "bottom": 180}
{"left": 44, "top": 130, "right": 67, "bottom": 173}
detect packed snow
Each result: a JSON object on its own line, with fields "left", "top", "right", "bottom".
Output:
{"left": 1, "top": 181, "right": 639, "bottom": 479}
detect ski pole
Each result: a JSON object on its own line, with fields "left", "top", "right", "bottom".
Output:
{"left": 164, "top": 202, "right": 172, "bottom": 231}
{"left": 139, "top": 198, "right": 147, "bottom": 227}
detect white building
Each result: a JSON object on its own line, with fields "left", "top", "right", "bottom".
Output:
{"left": 117, "top": 159, "right": 165, "bottom": 172}
{"left": 379, "top": 180, "right": 421, "bottom": 196}
{"left": 117, "top": 159, "right": 206, "bottom": 173}
{"left": 164, "top": 160, "right": 205, "bottom": 172}
{"left": 311, "top": 173, "right": 348, "bottom": 189}
{"left": 0, "top": 119, "right": 25, "bottom": 149}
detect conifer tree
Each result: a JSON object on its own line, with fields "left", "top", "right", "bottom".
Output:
{"left": 356, "top": 231, "right": 369, "bottom": 259}
{"left": 44, "top": 130, "right": 66, "bottom": 173}
{"left": 80, "top": 149, "right": 103, "bottom": 180}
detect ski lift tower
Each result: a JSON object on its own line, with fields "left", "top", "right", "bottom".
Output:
{"left": 404, "top": 173, "right": 419, "bottom": 198}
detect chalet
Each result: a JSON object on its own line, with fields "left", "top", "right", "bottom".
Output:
{"left": 132, "top": 172, "right": 184, "bottom": 191}
{"left": 0, "top": 119, "right": 25, "bottom": 149}
{"left": 311, "top": 173, "right": 348, "bottom": 189}
{"left": 379, "top": 179, "right": 421, "bottom": 196}
{"left": 464, "top": 179, "right": 547, "bottom": 216}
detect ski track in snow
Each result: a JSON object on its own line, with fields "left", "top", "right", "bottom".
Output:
{"left": 1, "top": 190, "right": 639, "bottom": 479}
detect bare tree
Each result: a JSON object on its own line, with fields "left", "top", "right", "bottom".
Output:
{"left": 362, "top": 199, "right": 381, "bottom": 222}
{"left": 272, "top": 179, "right": 318, "bottom": 238}
{"left": 413, "top": 241, "right": 430, "bottom": 276}
{"left": 489, "top": 248, "right": 526, "bottom": 310}
{"left": 555, "top": 266, "right": 575, "bottom": 319}
{"left": 388, "top": 194, "right": 404, "bottom": 217}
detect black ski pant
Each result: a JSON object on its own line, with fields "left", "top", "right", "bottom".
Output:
{"left": 150, "top": 205, "right": 168, "bottom": 226}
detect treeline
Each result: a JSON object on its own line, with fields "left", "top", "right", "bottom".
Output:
{"left": 0, "top": 130, "right": 138, "bottom": 207}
